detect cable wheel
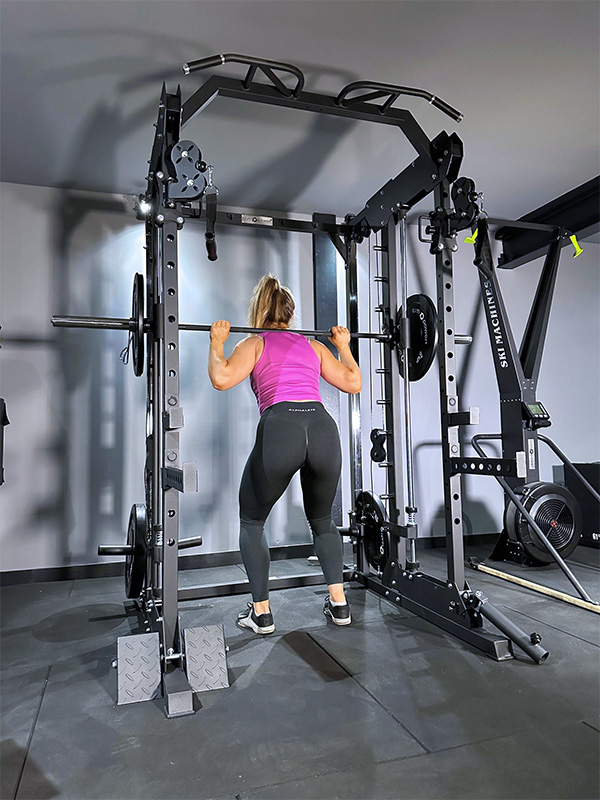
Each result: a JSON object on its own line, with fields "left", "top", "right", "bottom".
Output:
{"left": 504, "top": 481, "right": 582, "bottom": 565}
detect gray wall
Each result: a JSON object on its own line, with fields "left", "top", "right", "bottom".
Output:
{"left": 1, "top": 181, "right": 598, "bottom": 571}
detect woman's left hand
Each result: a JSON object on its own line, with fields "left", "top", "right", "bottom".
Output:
{"left": 328, "top": 326, "right": 351, "bottom": 350}
{"left": 210, "top": 320, "right": 231, "bottom": 344}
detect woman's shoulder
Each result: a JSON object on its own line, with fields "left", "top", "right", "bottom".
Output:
{"left": 308, "top": 338, "right": 324, "bottom": 361}
{"left": 235, "top": 334, "right": 265, "bottom": 356}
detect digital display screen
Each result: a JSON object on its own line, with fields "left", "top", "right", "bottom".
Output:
{"left": 527, "top": 403, "right": 546, "bottom": 416}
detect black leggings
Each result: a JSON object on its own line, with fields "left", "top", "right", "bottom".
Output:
{"left": 239, "top": 402, "right": 343, "bottom": 602}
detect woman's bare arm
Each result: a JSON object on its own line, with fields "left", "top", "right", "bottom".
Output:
{"left": 208, "top": 320, "right": 262, "bottom": 390}
{"left": 310, "top": 326, "right": 361, "bottom": 394}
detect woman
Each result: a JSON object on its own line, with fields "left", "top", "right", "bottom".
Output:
{"left": 208, "top": 274, "right": 361, "bottom": 635}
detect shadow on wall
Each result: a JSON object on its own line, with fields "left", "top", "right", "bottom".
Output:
{"left": 427, "top": 501, "right": 501, "bottom": 540}
{"left": 228, "top": 113, "right": 357, "bottom": 213}
{"left": 8, "top": 26, "right": 361, "bottom": 199}
{"left": 414, "top": 440, "right": 499, "bottom": 540}
{"left": 53, "top": 191, "right": 132, "bottom": 566}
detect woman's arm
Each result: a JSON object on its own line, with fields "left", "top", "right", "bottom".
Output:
{"left": 208, "top": 320, "right": 262, "bottom": 390}
{"left": 311, "top": 326, "right": 361, "bottom": 394}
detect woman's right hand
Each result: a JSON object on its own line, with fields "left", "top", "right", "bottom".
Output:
{"left": 328, "top": 326, "right": 351, "bottom": 351}
{"left": 210, "top": 320, "right": 231, "bottom": 344}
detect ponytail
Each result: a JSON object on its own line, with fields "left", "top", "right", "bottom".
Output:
{"left": 248, "top": 273, "right": 295, "bottom": 329}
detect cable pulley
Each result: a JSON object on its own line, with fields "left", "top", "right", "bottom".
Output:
{"left": 167, "top": 140, "right": 206, "bottom": 201}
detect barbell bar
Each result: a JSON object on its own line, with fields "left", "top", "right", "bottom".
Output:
{"left": 50, "top": 314, "right": 472, "bottom": 344}
{"left": 51, "top": 314, "right": 387, "bottom": 339}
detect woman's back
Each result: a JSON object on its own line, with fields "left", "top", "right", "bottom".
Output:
{"left": 250, "top": 331, "right": 322, "bottom": 414}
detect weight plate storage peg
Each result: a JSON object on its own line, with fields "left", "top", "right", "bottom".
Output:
{"left": 396, "top": 293, "right": 439, "bottom": 381}
{"left": 132, "top": 273, "right": 145, "bottom": 377}
{"left": 504, "top": 481, "right": 582, "bottom": 565}
{"left": 125, "top": 503, "right": 148, "bottom": 598}
{"left": 356, "top": 491, "right": 390, "bottom": 571}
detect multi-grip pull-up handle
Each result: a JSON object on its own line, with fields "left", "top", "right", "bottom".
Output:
{"left": 182, "top": 53, "right": 306, "bottom": 98}
{"left": 335, "top": 80, "right": 463, "bottom": 123}
{"left": 181, "top": 55, "right": 462, "bottom": 122}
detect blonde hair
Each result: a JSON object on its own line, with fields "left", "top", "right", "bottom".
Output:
{"left": 248, "top": 273, "right": 295, "bottom": 329}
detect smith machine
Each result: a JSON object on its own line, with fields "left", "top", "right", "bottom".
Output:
{"left": 52, "top": 54, "right": 550, "bottom": 718}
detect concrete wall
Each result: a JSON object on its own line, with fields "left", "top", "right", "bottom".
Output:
{"left": 1, "top": 181, "right": 598, "bottom": 571}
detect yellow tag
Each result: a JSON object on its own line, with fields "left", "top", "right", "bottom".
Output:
{"left": 464, "top": 228, "right": 478, "bottom": 244}
{"left": 570, "top": 234, "right": 583, "bottom": 258}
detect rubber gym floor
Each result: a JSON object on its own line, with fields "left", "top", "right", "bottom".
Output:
{"left": 1, "top": 544, "right": 599, "bottom": 800}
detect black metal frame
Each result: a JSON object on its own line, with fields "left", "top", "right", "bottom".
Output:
{"left": 470, "top": 216, "right": 563, "bottom": 490}
{"left": 52, "top": 54, "right": 552, "bottom": 716}
{"left": 495, "top": 177, "right": 599, "bottom": 269}
{"left": 457, "top": 212, "right": 599, "bottom": 603}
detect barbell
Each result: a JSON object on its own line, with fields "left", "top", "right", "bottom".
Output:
{"left": 51, "top": 273, "right": 472, "bottom": 380}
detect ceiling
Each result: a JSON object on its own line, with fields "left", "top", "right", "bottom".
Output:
{"left": 1, "top": 0, "right": 598, "bottom": 220}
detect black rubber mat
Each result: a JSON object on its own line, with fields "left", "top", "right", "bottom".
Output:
{"left": 2, "top": 560, "right": 598, "bottom": 800}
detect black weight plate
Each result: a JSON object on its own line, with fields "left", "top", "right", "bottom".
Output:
{"left": 132, "top": 273, "right": 144, "bottom": 377}
{"left": 125, "top": 503, "right": 147, "bottom": 598}
{"left": 504, "top": 481, "right": 581, "bottom": 565}
{"left": 356, "top": 491, "right": 390, "bottom": 571}
{"left": 396, "top": 293, "right": 438, "bottom": 381}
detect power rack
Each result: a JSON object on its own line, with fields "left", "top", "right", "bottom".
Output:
{"left": 52, "top": 54, "right": 552, "bottom": 717}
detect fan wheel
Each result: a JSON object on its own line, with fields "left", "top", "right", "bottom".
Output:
{"left": 504, "top": 481, "right": 581, "bottom": 565}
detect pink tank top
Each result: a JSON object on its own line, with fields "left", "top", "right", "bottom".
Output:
{"left": 250, "top": 331, "right": 322, "bottom": 414}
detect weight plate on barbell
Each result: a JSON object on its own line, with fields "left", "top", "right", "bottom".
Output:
{"left": 132, "top": 273, "right": 144, "bottom": 377}
{"left": 396, "top": 293, "right": 439, "bottom": 382}
{"left": 356, "top": 491, "right": 390, "bottom": 572}
{"left": 125, "top": 503, "right": 147, "bottom": 599}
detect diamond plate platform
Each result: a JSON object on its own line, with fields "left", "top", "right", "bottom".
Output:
{"left": 116, "top": 632, "right": 161, "bottom": 705}
{"left": 184, "top": 624, "right": 229, "bottom": 692}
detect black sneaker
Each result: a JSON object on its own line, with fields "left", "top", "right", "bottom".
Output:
{"left": 237, "top": 602, "right": 275, "bottom": 635}
{"left": 323, "top": 595, "right": 351, "bottom": 626}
